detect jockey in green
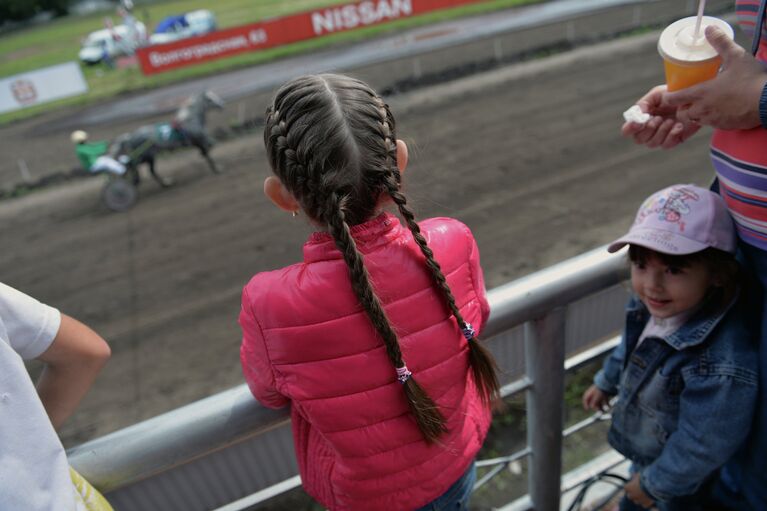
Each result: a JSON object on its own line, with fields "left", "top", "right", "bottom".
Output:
{"left": 71, "top": 130, "right": 127, "bottom": 176}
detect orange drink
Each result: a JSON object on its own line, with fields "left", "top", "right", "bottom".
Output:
{"left": 662, "top": 58, "right": 722, "bottom": 92}
{"left": 658, "top": 16, "right": 734, "bottom": 92}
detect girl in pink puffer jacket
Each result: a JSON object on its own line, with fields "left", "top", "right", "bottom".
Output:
{"left": 239, "top": 74, "right": 499, "bottom": 511}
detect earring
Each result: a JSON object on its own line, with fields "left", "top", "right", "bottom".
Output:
{"left": 292, "top": 210, "right": 298, "bottom": 218}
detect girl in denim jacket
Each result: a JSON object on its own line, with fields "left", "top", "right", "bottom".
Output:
{"left": 582, "top": 184, "right": 758, "bottom": 511}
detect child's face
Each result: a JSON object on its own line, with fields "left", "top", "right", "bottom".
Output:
{"left": 630, "top": 251, "right": 714, "bottom": 319}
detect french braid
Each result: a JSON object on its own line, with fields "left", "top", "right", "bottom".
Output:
{"left": 324, "top": 191, "right": 446, "bottom": 441}
{"left": 375, "top": 99, "right": 500, "bottom": 406}
{"left": 263, "top": 74, "right": 496, "bottom": 442}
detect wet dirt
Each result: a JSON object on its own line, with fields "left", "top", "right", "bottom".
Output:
{"left": 0, "top": 31, "right": 715, "bottom": 448}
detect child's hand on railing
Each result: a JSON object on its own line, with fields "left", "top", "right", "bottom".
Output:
{"left": 625, "top": 473, "right": 655, "bottom": 509}
{"left": 582, "top": 384, "right": 611, "bottom": 413}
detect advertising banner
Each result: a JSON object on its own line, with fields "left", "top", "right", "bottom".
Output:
{"left": 0, "top": 62, "right": 88, "bottom": 115}
{"left": 136, "top": 0, "right": 485, "bottom": 74}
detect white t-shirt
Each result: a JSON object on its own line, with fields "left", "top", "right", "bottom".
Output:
{"left": 0, "top": 282, "right": 76, "bottom": 511}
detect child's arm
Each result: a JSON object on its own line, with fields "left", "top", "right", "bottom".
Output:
{"left": 583, "top": 327, "right": 629, "bottom": 412}
{"left": 638, "top": 370, "right": 758, "bottom": 502}
{"left": 624, "top": 474, "right": 655, "bottom": 508}
{"left": 36, "top": 314, "right": 111, "bottom": 430}
{"left": 582, "top": 385, "right": 611, "bottom": 412}
{"left": 239, "top": 287, "right": 289, "bottom": 409}
{"left": 592, "top": 336, "right": 626, "bottom": 396}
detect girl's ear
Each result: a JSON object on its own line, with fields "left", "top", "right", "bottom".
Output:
{"left": 264, "top": 176, "right": 300, "bottom": 213}
{"left": 396, "top": 139, "right": 408, "bottom": 174}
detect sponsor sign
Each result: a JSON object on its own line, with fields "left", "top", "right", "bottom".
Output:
{"left": 137, "top": 0, "right": 484, "bottom": 74}
{"left": 0, "top": 62, "right": 88, "bottom": 115}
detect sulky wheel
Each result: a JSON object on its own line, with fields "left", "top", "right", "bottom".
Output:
{"left": 102, "top": 177, "right": 138, "bottom": 212}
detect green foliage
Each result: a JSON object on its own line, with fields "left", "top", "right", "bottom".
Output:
{"left": 0, "top": 0, "right": 72, "bottom": 23}
{"left": 40, "top": 0, "right": 72, "bottom": 17}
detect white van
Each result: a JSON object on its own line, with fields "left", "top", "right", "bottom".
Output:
{"left": 78, "top": 21, "right": 148, "bottom": 65}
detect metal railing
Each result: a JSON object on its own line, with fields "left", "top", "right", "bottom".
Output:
{"left": 68, "top": 245, "right": 631, "bottom": 510}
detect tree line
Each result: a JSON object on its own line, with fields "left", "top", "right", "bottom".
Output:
{"left": 1, "top": 0, "right": 73, "bottom": 23}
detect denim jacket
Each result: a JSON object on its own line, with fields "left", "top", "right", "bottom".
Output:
{"left": 594, "top": 290, "right": 758, "bottom": 502}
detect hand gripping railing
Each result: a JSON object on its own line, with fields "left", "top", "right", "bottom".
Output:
{"left": 67, "top": 245, "right": 629, "bottom": 511}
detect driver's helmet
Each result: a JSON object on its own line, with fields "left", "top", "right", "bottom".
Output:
{"left": 70, "top": 130, "right": 88, "bottom": 144}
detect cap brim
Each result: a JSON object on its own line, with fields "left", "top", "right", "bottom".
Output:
{"left": 606, "top": 228, "right": 709, "bottom": 255}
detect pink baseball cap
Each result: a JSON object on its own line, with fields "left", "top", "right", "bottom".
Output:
{"left": 608, "top": 184, "right": 736, "bottom": 255}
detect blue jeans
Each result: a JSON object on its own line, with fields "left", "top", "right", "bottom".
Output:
{"left": 415, "top": 462, "right": 476, "bottom": 511}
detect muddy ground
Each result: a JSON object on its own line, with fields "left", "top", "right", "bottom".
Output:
{"left": 0, "top": 29, "right": 720, "bottom": 447}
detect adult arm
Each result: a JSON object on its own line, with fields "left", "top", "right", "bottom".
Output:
{"left": 664, "top": 25, "right": 767, "bottom": 130}
{"left": 640, "top": 371, "right": 758, "bottom": 501}
{"left": 36, "top": 314, "right": 111, "bottom": 431}
{"left": 239, "top": 286, "right": 289, "bottom": 409}
{"left": 621, "top": 25, "right": 767, "bottom": 147}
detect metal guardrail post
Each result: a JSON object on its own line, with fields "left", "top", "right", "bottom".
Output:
{"left": 525, "top": 307, "right": 566, "bottom": 511}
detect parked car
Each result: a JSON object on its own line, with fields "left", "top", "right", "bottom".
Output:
{"left": 78, "top": 22, "right": 147, "bottom": 65}
{"left": 149, "top": 10, "right": 216, "bottom": 45}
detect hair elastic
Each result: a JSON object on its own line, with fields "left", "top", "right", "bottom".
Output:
{"left": 462, "top": 322, "right": 476, "bottom": 340}
{"left": 395, "top": 365, "right": 412, "bottom": 384}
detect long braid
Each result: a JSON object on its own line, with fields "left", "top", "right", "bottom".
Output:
{"left": 376, "top": 99, "right": 501, "bottom": 406}
{"left": 264, "top": 75, "right": 448, "bottom": 442}
{"left": 324, "top": 192, "right": 447, "bottom": 442}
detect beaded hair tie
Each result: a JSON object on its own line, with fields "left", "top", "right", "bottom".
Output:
{"left": 395, "top": 365, "right": 412, "bottom": 384}
{"left": 461, "top": 322, "right": 476, "bottom": 340}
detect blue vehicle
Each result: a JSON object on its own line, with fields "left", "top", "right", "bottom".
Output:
{"left": 150, "top": 10, "right": 216, "bottom": 45}
{"left": 154, "top": 14, "right": 188, "bottom": 35}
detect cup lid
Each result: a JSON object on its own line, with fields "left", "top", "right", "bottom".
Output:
{"left": 658, "top": 16, "right": 734, "bottom": 63}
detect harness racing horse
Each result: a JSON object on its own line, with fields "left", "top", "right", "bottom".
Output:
{"left": 109, "top": 90, "right": 225, "bottom": 189}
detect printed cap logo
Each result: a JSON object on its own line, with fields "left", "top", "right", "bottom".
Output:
{"left": 635, "top": 187, "right": 700, "bottom": 234}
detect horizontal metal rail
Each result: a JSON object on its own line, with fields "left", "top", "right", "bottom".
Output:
{"left": 483, "top": 245, "right": 627, "bottom": 338}
{"left": 67, "top": 245, "right": 630, "bottom": 509}
{"left": 471, "top": 405, "right": 614, "bottom": 495}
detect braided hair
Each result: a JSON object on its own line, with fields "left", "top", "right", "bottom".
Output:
{"left": 263, "top": 74, "right": 499, "bottom": 442}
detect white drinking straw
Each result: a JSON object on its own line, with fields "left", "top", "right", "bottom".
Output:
{"left": 693, "top": 0, "right": 707, "bottom": 42}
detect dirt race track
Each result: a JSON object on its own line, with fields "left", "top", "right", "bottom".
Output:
{"left": 0, "top": 30, "right": 720, "bottom": 447}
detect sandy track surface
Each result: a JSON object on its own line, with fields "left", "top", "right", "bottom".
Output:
{"left": 0, "top": 30, "right": 715, "bottom": 446}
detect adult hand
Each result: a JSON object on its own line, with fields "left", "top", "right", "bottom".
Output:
{"left": 582, "top": 384, "right": 611, "bottom": 412}
{"left": 625, "top": 473, "right": 655, "bottom": 509}
{"left": 664, "top": 25, "right": 767, "bottom": 130}
{"left": 621, "top": 85, "right": 701, "bottom": 149}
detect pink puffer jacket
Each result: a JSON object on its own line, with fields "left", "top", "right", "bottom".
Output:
{"left": 239, "top": 212, "right": 491, "bottom": 511}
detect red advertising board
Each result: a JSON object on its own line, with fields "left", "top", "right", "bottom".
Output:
{"left": 136, "top": 0, "right": 487, "bottom": 75}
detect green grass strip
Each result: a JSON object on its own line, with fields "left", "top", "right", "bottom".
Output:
{"left": 0, "top": 0, "right": 541, "bottom": 124}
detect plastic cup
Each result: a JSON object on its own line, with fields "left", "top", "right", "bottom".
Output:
{"left": 658, "top": 16, "right": 734, "bottom": 91}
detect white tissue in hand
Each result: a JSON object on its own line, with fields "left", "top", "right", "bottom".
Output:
{"left": 623, "top": 105, "right": 651, "bottom": 125}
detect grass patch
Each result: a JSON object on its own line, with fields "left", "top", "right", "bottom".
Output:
{"left": 0, "top": 0, "right": 543, "bottom": 124}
